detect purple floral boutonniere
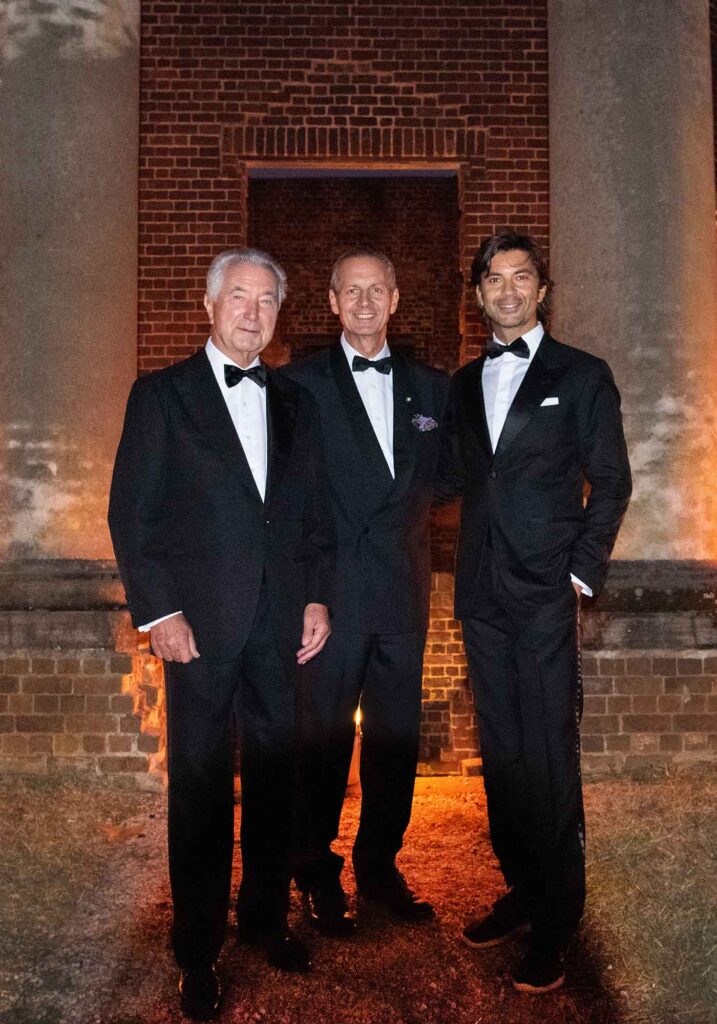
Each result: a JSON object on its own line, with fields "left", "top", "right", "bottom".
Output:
{"left": 411, "top": 413, "right": 438, "bottom": 432}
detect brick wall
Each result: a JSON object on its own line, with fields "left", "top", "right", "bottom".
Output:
{"left": 0, "top": 648, "right": 164, "bottom": 788}
{"left": 421, "top": 573, "right": 717, "bottom": 776}
{"left": 249, "top": 175, "right": 462, "bottom": 372}
{"left": 581, "top": 651, "right": 717, "bottom": 774}
{"left": 139, "top": 0, "right": 550, "bottom": 372}
{"left": 420, "top": 572, "right": 477, "bottom": 770}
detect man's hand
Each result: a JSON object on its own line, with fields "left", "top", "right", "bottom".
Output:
{"left": 150, "top": 613, "right": 200, "bottom": 663}
{"left": 297, "top": 603, "right": 331, "bottom": 665}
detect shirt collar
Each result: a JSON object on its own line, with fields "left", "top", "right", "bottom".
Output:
{"left": 489, "top": 322, "right": 544, "bottom": 359}
{"left": 206, "top": 338, "right": 262, "bottom": 386}
{"left": 340, "top": 333, "right": 391, "bottom": 367}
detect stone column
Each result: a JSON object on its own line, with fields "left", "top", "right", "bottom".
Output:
{"left": 0, "top": 1, "right": 139, "bottom": 560}
{"left": 548, "top": 0, "right": 717, "bottom": 558}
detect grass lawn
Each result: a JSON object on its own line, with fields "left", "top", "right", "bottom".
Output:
{"left": 0, "top": 768, "right": 714, "bottom": 1024}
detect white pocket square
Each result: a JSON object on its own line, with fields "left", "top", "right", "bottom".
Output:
{"left": 540, "top": 396, "right": 559, "bottom": 407}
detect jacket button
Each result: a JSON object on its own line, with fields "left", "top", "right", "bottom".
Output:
{"left": 265, "top": 519, "right": 270, "bottom": 525}
{"left": 490, "top": 469, "right": 497, "bottom": 479}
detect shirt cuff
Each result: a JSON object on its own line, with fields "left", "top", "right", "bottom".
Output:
{"left": 138, "top": 611, "right": 182, "bottom": 632}
{"left": 570, "top": 574, "right": 593, "bottom": 597}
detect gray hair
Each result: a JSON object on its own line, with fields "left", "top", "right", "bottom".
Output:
{"left": 330, "top": 247, "right": 397, "bottom": 293}
{"left": 206, "top": 247, "right": 288, "bottom": 305}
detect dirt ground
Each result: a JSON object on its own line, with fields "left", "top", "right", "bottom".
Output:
{"left": 0, "top": 770, "right": 715, "bottom": 1024}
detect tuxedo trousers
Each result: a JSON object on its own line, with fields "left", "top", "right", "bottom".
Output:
{"left": 461, "top": 551, "right": 585, "bottom": 953}
{"left": 294, "top": 630, "right": 426, "bottom": 888}
{"left": 164, "top": 585, "right": 295, "bottom": 969}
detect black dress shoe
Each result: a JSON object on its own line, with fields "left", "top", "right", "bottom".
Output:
{"left": 304, "top": 879, "right": 356, "bottom": 936}
{"left": 512, "top": 944, "right": 566, "bottom": 994}
{"left": 178, "top": 964, "right": 222, "bottom": 1020}
{"left": 237, "top": 919, "right": 312, "bottom": 973}
{"left": 357, "top": 868, "right": 435, "bottom": 922}
{"left": 461, "top": 908, "right": 530, "bottom": 949}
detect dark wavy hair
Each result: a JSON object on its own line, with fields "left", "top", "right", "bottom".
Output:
{"left": 470, "top": 231, "right": 553, "bottom": 324}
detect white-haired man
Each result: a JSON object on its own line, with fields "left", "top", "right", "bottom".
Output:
{"left": 109, "top": 248, "right": 333, "bottom": 1019}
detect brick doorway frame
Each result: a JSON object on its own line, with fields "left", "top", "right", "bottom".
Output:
{"left": 221, "top": 124, "right": 489, "bottom": 366}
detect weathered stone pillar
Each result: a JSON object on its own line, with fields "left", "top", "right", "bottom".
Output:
{"left": 0, "top": 1, "right": 139, "bottom": 559}
{"left": 549, "top": 0, "right": 717, "bottom": 558}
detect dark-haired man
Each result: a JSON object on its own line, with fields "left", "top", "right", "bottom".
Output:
{"left": 440, "top": 231, "right": 631, "bottom": 993}
{"left": 283, "top": 248, "right": 449, "bottom": 935}
{"left": 109, "top": 248, "right": 333, "bottom": 1019}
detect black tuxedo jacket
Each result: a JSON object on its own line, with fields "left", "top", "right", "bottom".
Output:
{"left": 108, "top": 349, "right": 334, "bottom": 660}
{"left": 282, "top": 344, "right": 450, "bottom": 634}
{"left": 439, "top": 333, "right": 632, "bottom": 612}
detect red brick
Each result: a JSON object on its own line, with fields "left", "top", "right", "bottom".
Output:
{"left": 674, "top": 715, "right": 717, "bottom": 732}
{"left": 72, "top": 677, "right": 124, "bottom": 696}
{"left": 54, "top": 734, "right": 81, "bottom": 756}
{"left": 605, "top": 734, "right": 630, "bottom": 752}
{"left": 631, "top": 695, "right": 658, "bottom": 714}
{"left": 625, "top": 656, "right": 651, "bottom": 674}
{"left": 606, "top": 695, "right": 631, "bottom": 713}
{"left": 616, "top": 677, "right": 662, "bottom": 696}
{"left": 3, "top": 657, "right": 29, "bottom": 673}
{"left": 15, "top": 715, "right": 64, "bottom": 733}
{"left": 677, "top": 658, "right": 703, "bottom": 675}
{"left": 111, "top": 695, "right": 135, "bottom": 714}
{"left": 28, "top": 735, "right": 53, "bottom": 753}
{"left": 82, "top": 735, "right": 107, "bottom": 754}
{"left": 21, "top": 677, "right": 72, "bottom": 695}
{"left": 664, "top": 677, "right": 711, "bottom": 695}
{"left": 653, "top": 657, "right": 677, "bottom": 676}
{"left": 65, "top": 714, "right": 118, "bottom": 734}
{"left": 599, "top": 657, "right": 625, "bottom": 676}
{"left": 582, "top": 714, "right": 619, "bottom": 735}
{"left": 109, "top": 735, "right": 133, "bottom": 753}
{"left": 98, "top": 756, "right": 149, "bottom": 774}
{"left": 31, "top": 658, "right": 56, "bottom": 674}
{"left": 622, "top": 714, "right": 671, "bottom": 732}
{"left": 0, "top": 716, "right": 14, "bottom": 734}
{"left": 33, "top": 695, "right": 59, "bottom": 714}
{"left": 659, "top": 734, "right": 683, "bottom": 752}
{"left": 138, "top": 732, "right": 161, "bottom": 753}
{"left": 583, "top": 677, "right": 612, "bottom": 695}
{"left": 110, "top": 655, "right": 134, "bottom": 674}
{"left": 581, "top": 735, "right": 604, "bottom": 753}
{"left": 0, "top": 677, "right": 19, "bottom": 694}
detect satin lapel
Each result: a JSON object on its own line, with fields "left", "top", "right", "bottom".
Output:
{"left": 493, "top": 336, "right": 569, "bottom": 459}
{"left": 265, "top": 371, "right": 296, "bottom": 506}
{"left": 172, "top": 349, "right": 263, "bottom": 503}
{"left": 329, "top": 344, "right": 395, "bottom": 491}
{"left": 384, "top": 351, "right": 417, "bottom": 506}
{"left": 462, "top": 357, "right": 493, "bottom": 460}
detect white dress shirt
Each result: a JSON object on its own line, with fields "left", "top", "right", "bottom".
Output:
{"left": 482, "top": 323, "right": 591, "bottom": 596}
{"left": 139, "top": 338, "right": 269, "bottom": 631}
{"left": 342, "top": 334, "right": 395, "bottom": 478}
{"left": 482, "top": 322, "right": 544, "bottom": 452}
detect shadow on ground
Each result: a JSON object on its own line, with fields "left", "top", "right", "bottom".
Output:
{"left": 0, "top": 772, "right": 714, "bottom": 1024}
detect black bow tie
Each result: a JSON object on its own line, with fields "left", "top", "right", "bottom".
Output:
{"left": 224, "top": 363, "right": 267, "bottom": 388}
{"left": 486, "top": 337, "right": 530, "bottom": 360}
{"left": 352, "top": 354, "right": 393, "bottom": 375}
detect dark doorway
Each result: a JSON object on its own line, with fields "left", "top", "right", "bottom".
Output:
{"left": 247, "top": 169, "right": 461, "bottom": 372}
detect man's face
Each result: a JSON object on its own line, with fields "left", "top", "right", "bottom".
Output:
{"left": 204, "top": 262, "right": 279, "bottom": 366}
{"left": 329, "top": 256, "right": 399, "bottom": 357}
{"left": 477, "top": 249, "right": 547, "bottom": 343}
